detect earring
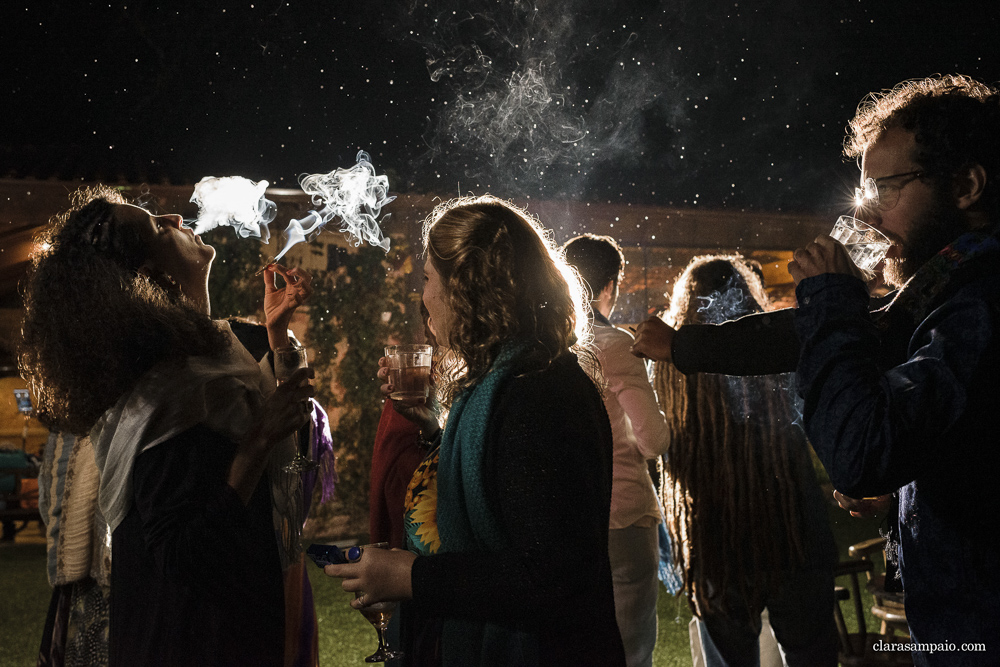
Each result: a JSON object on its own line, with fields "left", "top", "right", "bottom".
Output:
{"left": 154, "top": 271, "right": 179, "bottom": 294}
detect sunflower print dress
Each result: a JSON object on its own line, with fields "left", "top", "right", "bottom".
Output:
{"left": 403, "top": 445, "right": 441, "bottom": 556}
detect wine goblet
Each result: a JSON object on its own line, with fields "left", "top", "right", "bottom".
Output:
{"left": 354, "top": 543, "right": 403, "bottom": 663}
{"left": 275, "top": 345, "right": 317, "bottom": 474}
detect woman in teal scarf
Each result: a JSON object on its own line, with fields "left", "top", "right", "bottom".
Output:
{"left": 326, "top": 195, "right": 626, "bottom": 666}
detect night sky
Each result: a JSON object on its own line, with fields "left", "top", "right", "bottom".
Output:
{"left": 4, "top": 0, "right": 998, "bottom": 216}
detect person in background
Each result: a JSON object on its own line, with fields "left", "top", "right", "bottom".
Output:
{"left": 19, "top": 185, "right": 314, "bottom": 666}
{"left": 654, "top": 255, "right": 837, "bottom": 667}
{"left": 37, "top": 430, "right": 110, "bottom": 667}
{"left": 562, "top": 233, "right": 669, "bottom": 667}
{"left": 327, "top": 195, "right": 626, "bottom": 666}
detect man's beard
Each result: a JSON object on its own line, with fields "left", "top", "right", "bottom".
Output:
{"left": 881, "top": 189, "right": 970, "bottom": 289}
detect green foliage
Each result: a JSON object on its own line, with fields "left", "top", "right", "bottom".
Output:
{"left": 201, "top": 224, "right": 421, "bottom": 530}
{"left": 307, "top": 239, "right": 418, "bottom": 527}
{"left": 205, "top": 228, "right": 268, "bottom": 320}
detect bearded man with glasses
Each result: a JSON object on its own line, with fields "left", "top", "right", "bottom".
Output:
{"left": 633, "top": 74, "right": 1000, "bottom": 665}
{"left": 791, "top": 75, "right": 1000, "bottom": 665}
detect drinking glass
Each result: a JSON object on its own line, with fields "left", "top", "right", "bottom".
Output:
{"left": 384, "top": 345, "right": 433, "bottom": 401}
{"left": 275, "top": 345, "right": 308, "bottom": 384}
{"left": 275, "top": 346, "right": 317, "bottom": 474}
{"left": 830, "top": 215, "right": 891, "bottom": 272}
{"left": 354, "top": 543, "right": 403, "bottom": 663}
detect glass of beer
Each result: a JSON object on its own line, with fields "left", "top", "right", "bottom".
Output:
{"left": 384, "top": 345, "right": 433, "bottom": 401}
{"left": 830, "top": 215, "right": 891, "bottom": 272}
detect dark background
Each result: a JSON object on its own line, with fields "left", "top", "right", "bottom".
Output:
{"left": 3, "top": 0, "right": 997, "bottom": 216}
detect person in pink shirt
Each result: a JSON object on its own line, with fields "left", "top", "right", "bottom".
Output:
{"left": 564, "top": 234, "right": 670, "bottom": 667}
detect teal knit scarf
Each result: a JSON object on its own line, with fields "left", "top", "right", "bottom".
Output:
{"left": 436, "top": 340, "right": 539, "bottom": 666}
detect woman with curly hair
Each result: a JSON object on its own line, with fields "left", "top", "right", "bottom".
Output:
{"left": 326, "top": 195, "right": 626, "bottom": 666}
{"left": 653, "top": 255, "right": 838, "bottom": 666}
{"left": 19, "top": 185, "right": 315, "bottom": 666}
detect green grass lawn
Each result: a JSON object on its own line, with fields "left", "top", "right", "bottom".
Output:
{"left": 0, "top": 542, "right": 50, "bottom": 667}
{"left": 0, "top": 504, "right": 886, "bottom": 666}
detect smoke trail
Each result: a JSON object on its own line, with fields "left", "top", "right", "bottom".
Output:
{"left": 273, "top": 151, "right": 395, "bottom": 261}
{"left": 188, "top": 176, "right": 276, "bottom": 242}
{"left": 691, "top": 276, "right": 780, "bottom": 422}
{"left": 402, "top": 2, "right": 685, "bottom": 198}
{"left": 697, "top": 285, "right": 806, "bottom": 429}
{"left": 695, "top": 284, "right": 749, "bottom": 324}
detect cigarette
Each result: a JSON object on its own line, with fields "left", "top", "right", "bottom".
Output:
{"left": 254, "top": 259, "right": 276, "bottom": 276}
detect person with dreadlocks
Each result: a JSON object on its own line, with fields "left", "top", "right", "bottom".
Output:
{"left": 653, "top": 255, "right": 838, "bottom": 667}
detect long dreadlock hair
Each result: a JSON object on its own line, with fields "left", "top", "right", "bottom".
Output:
{"left": 654, "top": 255, "right": 809, "bottom": 616}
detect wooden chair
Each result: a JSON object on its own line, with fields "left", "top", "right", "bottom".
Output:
{"left": 849, "top": 537, "right": 909, "bottom": 638}
{"left": 833, "top": 559, "right": 912, "bottom": 666}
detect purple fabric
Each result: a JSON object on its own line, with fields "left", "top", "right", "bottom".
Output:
{"left": 301, "top": 399, "right": 336, "bottom": 515}
{"left": 288, "top": 562, "right": 319, "bottom": 667}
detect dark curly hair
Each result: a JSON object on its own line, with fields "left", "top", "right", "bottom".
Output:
{"left": 845, "top": 74, "right": 1000, "bottom": 222}
{"left": 562, "top": 233, "right": 625, "bottom": 302}
{"left": 18, "top": 185, "right": 229, "bottom": 434}
{"left": 422, "top": 195, "right": 595, "bottom": 405}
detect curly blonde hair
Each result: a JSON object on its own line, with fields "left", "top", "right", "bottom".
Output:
{"left": 422, "top": 195, "right": 595, "bottom": 405}
{"left": 18, "top": 185, "right": 228, "bottom": 434}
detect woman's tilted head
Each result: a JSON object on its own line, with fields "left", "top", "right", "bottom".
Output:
{"left": 421, "top": 195, "right": 592, "bottom": 402}
{"left": 19, "top": 185, "right": 228, "bottom": 434}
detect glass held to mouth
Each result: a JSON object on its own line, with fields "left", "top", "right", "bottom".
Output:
{"left": 830, "top": 215, "right": 891, "bottom": 272}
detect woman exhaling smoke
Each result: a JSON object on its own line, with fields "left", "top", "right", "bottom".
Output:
{"left": 653, "top": 255, "right": 840, "bottom": 666}
{"left": 325, "top": 195, "right": 628, "bottom": 666}
{"left": 19, "top": 185, "right": 317, "bottom": 666}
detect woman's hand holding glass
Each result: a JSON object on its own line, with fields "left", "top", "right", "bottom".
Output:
{"left": 326, "top": 545, "right": 414, "bottom": 662}
{"left": 230, "top": 366, "right": 314, "bottom": 505}
{"left": 324, "top": 545, "right": 417, "bottom": 608}
{"left": 378, "top": 356, "right": 439, "bottom": 437}
{"left": 254, "top": 366, "right": 315, "bottom": 451}
{"left": 260, "top": 263, "right": 317, "bottom": 471}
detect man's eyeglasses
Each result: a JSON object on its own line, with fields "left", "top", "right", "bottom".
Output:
{"left": 854, "top": 170, "right": 926, "bottom": 212}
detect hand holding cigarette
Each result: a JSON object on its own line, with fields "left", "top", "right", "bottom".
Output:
{"left": 630, "top": 317, "right": 676, "bottom": 363}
